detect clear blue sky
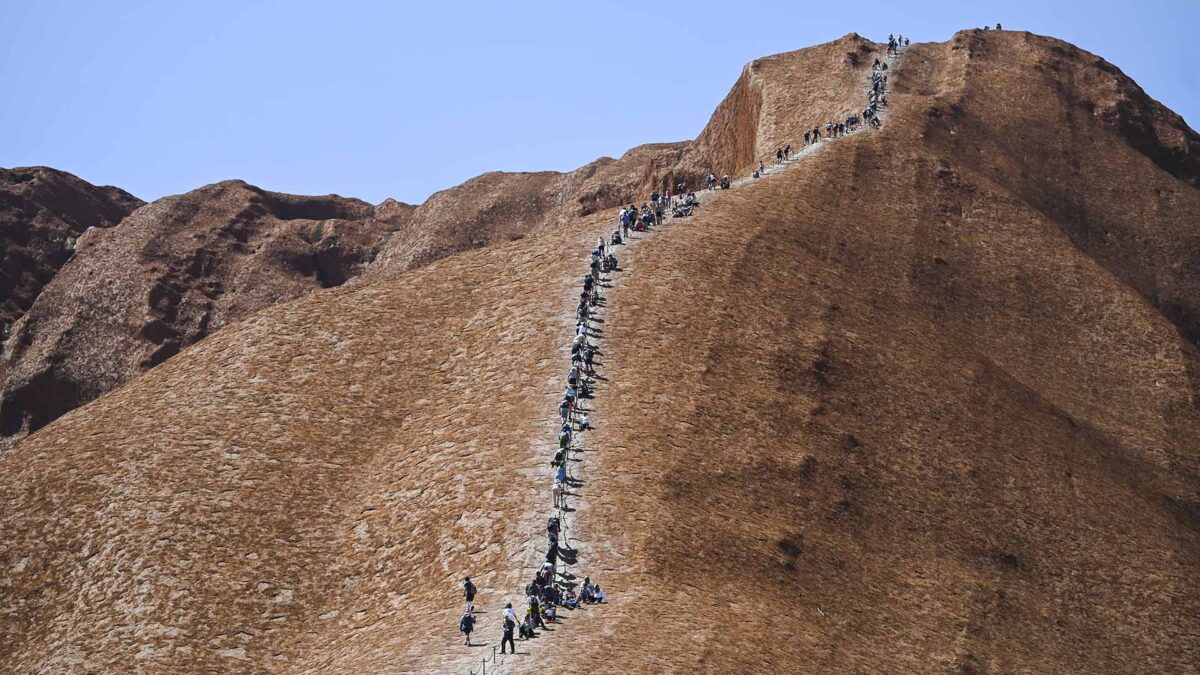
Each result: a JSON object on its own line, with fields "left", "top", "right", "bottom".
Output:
{"left": 2, "top": 1, "right": 1195, "bottom": 205}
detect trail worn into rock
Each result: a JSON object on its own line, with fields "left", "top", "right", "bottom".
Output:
{"left": 1, "top": 30, "right": 1198, "bottom": 674}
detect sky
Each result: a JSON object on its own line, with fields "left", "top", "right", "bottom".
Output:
{"left": 1, "top": 0, "right": 1196, "bottom": 205}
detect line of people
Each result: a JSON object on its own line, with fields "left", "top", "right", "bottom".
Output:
{"left": 457, "top": 41, "right": 900, "bottom": 664}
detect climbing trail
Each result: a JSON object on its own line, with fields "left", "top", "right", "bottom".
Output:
{"left": 462, "top": 42, "right": 902, "bottom": 675}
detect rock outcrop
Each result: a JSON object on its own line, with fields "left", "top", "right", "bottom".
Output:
{"left": 1, "top": 30, "right": 1197, "bottom": 674}
{"left": 0, "top": 181, "right": 413, "bottom": 440}
{"left": 0, "top": 167, "right": 142, "bottom": 329}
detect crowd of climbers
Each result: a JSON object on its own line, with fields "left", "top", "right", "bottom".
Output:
{"left": 455, "top": 37, "right": 905, "bottom": 662}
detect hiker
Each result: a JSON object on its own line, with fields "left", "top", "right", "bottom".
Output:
{"left": 559, "top": 400, "right": 570, "bottom": 422}
{"left": 552, "top": 480, "right": 564, "bottom": 508}
{"left": 459, "top": 610, "right": 476, "bottom": 645}
{"left": 706, "top": 172, "right": 716, "bottom": 189}
{"left": 776, "top": 148, "right": 783, "bottom": 163}
{"left": 784, "top": 144, "right": 791, "bottom": 159}
{"left": 995, "top": 23, "right": 1001, "bottom": 30}
{"left": 804, "top": 130, "right": 810, "bottom": 145}
{"left": 545, "top": 604, "right": 557, "bottom": 623}
{"left": 594, "top": 585, "right": 606, "bottom": 603}
{"left": 519, "top": 612, "right": 535, "bottom": 639}
{"left": 529, "top": 595, "right": 547, "bottom": 629}
{"left": 501, "top": 606, "right": 516, "bottom": 653}
{"left": 580, "top": 577, "right": 595, "bottom": 603}
{"left": 463, "top": 577, "right": 476, "bottom": 612}
{"left": 579, "top": 413, "right": 591, "bottom": 430}
{"left": 555, "top": 461, "right": 567, "bottom": 485}
{"left": 720, "top": 175, "right": 731, "bottom": 189}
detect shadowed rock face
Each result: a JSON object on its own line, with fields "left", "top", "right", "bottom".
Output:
{"left": 0, "top": 181, "right": 414, "bottom": 441}
{"left": 0, "top": 167, "right": 143, "bottom": 328}
{"left": 1, "top": 30, "right": 1198, "bottom": 674}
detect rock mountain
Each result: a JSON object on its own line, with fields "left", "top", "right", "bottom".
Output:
{"left": 0, "top": 30, "right": 1197, "bottom": 673}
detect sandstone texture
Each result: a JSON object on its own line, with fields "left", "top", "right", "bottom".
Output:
{"left": 0, "top": 167, "right": 142, "bottom": 328}
{"left": 0, "top": 30, "right": 1197, "bottom": 674}
{"left": 0, "top": 181, "right": 413, "bottom": 442}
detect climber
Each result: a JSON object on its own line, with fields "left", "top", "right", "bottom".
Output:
{"left": 555, "top": 461, "right": 567, "bottom": 486}
{"left": 594, "top": 585, "right": 606, "bottom": 603}
{"left": 706, "top": 172, "right": 716, "bottom": 190}
{"left": 459, "top": 610, "right": 476, "bottom": 646}
{"left": 784, "top": 144, "right": 791, "bottom": 159}
{"left": 529, "top": 594, "right": 547, "bottom": 629}
{"left": 463, "top": 576, "right": 476, "bottom": 612}
{"left": 776, "top": 147, "right": 783, "bottom": 163}
{"left": 553, "top": 478, "right": 564, "bottom": 508}
{"left": 501, "top": 606, "right": 517, "bottom": 653}
{"left": 559, "top": 400, "right": 570, "bottom": 422}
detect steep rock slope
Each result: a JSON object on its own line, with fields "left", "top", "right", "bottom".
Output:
{"left": 526, "top": 30, "right": 1200, "bottom": 673}
{"left": 0, "top": 167, "right": 142, "bottom": 328}
{"left": 0, "top": 35, "right": 877, "bottom": 442}
{"left": 372, "top": 142, "right": 685, "bottom": 273}
{"left": 0, "top": 181, "right": 413, "bottom": 441}
{"left": 1, "top": 30, "right": 1197, "bottom": 674}
{"left": 673, "top": 32, "right": 881, "bottom": 186}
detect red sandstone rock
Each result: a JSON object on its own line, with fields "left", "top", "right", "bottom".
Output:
{"left": 0, "top": 166, "right": 142, "bottom": 327}
{"left": 0, "top": 180, "right": 413, "bottom": 441}
{"left": 0, "top": 30, "right": 1197, "bottom": 674}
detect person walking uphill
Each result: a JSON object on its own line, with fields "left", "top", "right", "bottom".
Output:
{"left": 501, "top": 606, "right": 517, "bottom": 654}
{"left": 459, "top": 610, "right": 476, "bottom": 646}
{"left": 463, "top": 576, "right": 476, "bottom": 612}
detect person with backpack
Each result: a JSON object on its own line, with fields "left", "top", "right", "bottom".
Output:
{"left": 501, "top": 607, "right": 516, "bottom": 653}
{"left": 553, "top": 478, "right": 565, "bottom": 508}
{"left": 459, "top": 610, "right": 476, "bottom": 646}
{"left": 463, "top": 577, "right": 476, "bottom": 612}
